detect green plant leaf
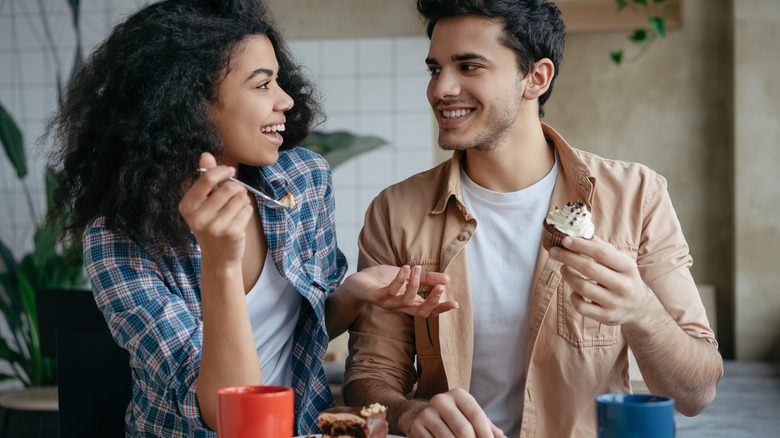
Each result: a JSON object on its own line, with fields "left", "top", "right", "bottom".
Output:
{"left": 300, "top": 131, "right": 387, "bottom": 169}
{"left": 0, "top": 337, "right": 28, "bottom": 368}
{"left": 69, "top": 45, "right": 83, "bottom": 87}
{"left": 632, "top": 0, "right": 649, "bottom": 5}
{"left": 0, "top": 373, "right": 22, "bottom": 383}
{"left": 0, "top": 101, "right": 27, "bottom": 179}
{"left": 0, "top": 238, "right": 17, "bottom": 275}
{"left": 16, "top": 271, "right": 44, "bottom": 385}
{"left": 615, "top": 0, "right": 629, "bottom": 10}
{"left": 0, "top": 274, "right": 25, "bottom": 331}
{"left": 17, "top": 269, "right": 38, "bottom": 342}
{"left": 33, "top": 220, "right": 63, "bottom": 277}
{"left": 67, "top": 0, "right": 81, "bottom": 30}
{"left": 648, "top": 16, "right": 667, "bottom": 38}
{"left": 610, "top": 51, "right": 624, "bottom": 64}
{"left": 630, "top": 29, "right": 648, "bottom": 43}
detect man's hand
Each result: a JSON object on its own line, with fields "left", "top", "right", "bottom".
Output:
{"left": 548, "top": 235, "right": 722, "bottom": 416}
{"left": 344, "top": 265, "right": 458, "bottom": 318}
{"left": 404, "top": 388, "right": 507, "bottom": 438}
{"left": 548, "top": 235, "right": 659, "bottom": 329}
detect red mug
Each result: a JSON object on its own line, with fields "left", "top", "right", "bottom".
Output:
{"left": 216, "top": 385, "right": 294, "bottom": 438}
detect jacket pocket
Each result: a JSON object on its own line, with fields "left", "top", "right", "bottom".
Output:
{"left": 556, "top": 280, "right": 620, "bottom": 347}
{"left": 555, "top": 244, "right": 637, "bottom": 348}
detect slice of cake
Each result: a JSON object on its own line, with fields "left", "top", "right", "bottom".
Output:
{"left": 278, "top": 191, "right": 296, "bottom": 208}
{"left": 318, "top": 403, "right": 388, "bottom": 438}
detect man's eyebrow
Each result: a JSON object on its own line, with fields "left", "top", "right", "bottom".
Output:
{"left": 245, "top": 67, "right": 274, "bottom": 82}
{"left": 453, "top": 53, "right": 490, "bottom": 63}
{"left": 425, "top": 53, "right": 491, "bottom": 65}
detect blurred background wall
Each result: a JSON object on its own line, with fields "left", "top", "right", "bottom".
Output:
{"left": 1, "top": 0, "right": 778, "bottom": 362}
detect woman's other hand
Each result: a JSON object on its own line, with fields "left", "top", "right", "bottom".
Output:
{"left": 345, "top": 265, "right": 458, "bottom": 318}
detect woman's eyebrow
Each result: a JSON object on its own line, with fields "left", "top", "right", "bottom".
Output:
{"left": 245, "top": 67, "right": 274, "bottom": 82}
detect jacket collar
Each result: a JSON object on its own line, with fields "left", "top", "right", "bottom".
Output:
{"left": 432, "top": 123, "right": 596, "bottom": 215}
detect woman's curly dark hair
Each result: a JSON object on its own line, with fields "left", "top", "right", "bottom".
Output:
{"left": 45, "top": 0, "right": 321, "bottom": 250}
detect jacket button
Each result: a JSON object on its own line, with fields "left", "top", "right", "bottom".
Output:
{"left": 457, "top": 232, "right": 469, "bottom": 241}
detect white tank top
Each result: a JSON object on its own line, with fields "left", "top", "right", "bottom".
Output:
{"left": 460, "top": 158, "right": 558, "bottom": 438}
{"left": 245, "top": 250, "right": 301, "bottom": 386}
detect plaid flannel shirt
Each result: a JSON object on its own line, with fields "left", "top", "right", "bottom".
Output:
{"left": 84, "top": 147, "right": 347, "bottom": 437}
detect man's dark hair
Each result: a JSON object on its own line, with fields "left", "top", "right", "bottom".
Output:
{"left": 417, "top": 0, "right": 565, "bottom": 117}
{"left": 46, "top": 0, "right": 321, "bottom": 249}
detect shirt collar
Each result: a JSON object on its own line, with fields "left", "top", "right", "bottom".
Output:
{"left": 431, "top": 124, "right": 596, "bottom": 215}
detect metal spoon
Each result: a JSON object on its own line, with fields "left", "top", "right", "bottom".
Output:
{"left": 198, "top": 168, "right": 293, "bottom": 210}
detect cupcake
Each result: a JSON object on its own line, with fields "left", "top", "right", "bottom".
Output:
{"left": 542, "top": 201, "right": 595, "bottom": 250}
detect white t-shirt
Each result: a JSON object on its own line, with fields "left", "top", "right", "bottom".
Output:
{"left": 245, "top": 250, "right": 302, "bottom": 386}
{"left": 460, "top": 159, "right": 558, "bottom": 438}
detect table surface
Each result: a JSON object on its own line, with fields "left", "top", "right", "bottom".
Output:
{"left": 0, "top": 386, "right": 59, "bottom": 411}
{"left": 296, "top": 435, "right": 404, "bottom": 438}
{"left": 674, "top": 361, "right": 780, "bottom": 438}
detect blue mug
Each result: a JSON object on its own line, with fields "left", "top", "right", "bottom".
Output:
{"left": 596, "top": 393, "right": 675, "bottom": 438}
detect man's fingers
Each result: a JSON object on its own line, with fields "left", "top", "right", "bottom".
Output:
{"left": 453, "top": 395, "right": 495, "bottom": 438}
{"left": 409, "top": 409, "right": 451, "bottom": 438}
{"left": 491, "top": 424, "right": 509, "bottom": 438}
{"left": 561, "top": 235, "right": 634, "bottom": 273}
{"left": 429, "top": 388, "right": 492, "bottom": 438}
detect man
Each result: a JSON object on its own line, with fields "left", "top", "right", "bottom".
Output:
{"left": 342, "top": 1, "right": 723, "bottom": 437}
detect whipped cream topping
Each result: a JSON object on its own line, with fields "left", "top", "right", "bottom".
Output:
{"left": 545, "top": 201, "right": 594, "bottom": 238}
{"left": 360, "top": 403, "right": 387, "bottom": 416}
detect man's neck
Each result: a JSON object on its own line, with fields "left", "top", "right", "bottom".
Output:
{"left": 462, "top": 121, "right": 555, "bottom": 193}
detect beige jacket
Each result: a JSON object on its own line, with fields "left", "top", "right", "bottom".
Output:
{"left": 344, "top": 124, "right": 717, "bottom": 438}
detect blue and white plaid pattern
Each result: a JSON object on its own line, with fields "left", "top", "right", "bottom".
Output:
{"left": 84, "top": 148, "right": 347, "bottom": 437}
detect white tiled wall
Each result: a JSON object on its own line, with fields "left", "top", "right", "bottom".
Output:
{"left": 288, "top": 37, "right": 435, "bottom": 274}
{"left": 0, "top": 0, "right": 436, "bottom": 274}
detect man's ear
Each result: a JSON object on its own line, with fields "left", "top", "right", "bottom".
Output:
{"left": 523, "top": 58, "right": 554, "bottom": 101}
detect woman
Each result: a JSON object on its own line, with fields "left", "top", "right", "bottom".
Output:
{"left": 46, "top": 0, "right": 454, "bottom": 436}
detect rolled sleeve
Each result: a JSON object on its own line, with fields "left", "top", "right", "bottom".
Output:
{"left": 638, "top": 174, "right": 718, "bottom": 347}
{"left": 343, "top": 197, "right": 418, "bottom": 394}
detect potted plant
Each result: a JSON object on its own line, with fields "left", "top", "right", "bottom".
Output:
{"left": 0, "top": 102, "right": 85, "bottom": 389}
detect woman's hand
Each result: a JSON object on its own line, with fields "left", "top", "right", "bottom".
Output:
{"left": 344, "top": 265, "right": 457, "bottom": 318}
{"left": 178, "top": 153, "right": 253, "bottom": 265}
